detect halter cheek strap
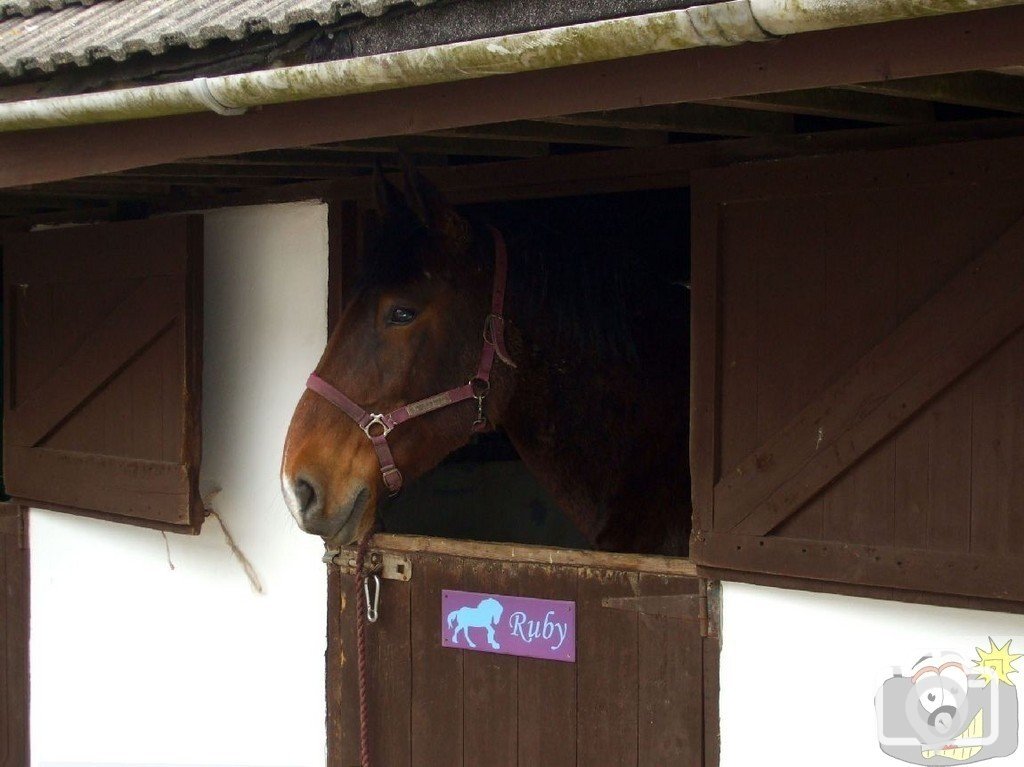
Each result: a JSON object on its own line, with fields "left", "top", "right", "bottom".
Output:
{"left": 306, "top": 226, "right": 515, "bottom": 496}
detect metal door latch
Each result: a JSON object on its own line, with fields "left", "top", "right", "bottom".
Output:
{"left": 323, "top": 548, "right": 413, "bottom": 582}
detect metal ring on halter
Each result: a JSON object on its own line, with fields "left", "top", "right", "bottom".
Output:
{"left": 362, "top": 414, "right": 392, "bottom": 440}
{"left": 470, "top": 377, "right": 490, "bottom": 397}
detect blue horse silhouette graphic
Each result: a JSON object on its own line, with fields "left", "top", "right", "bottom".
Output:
{"left": 447, "top": 597, "right": 504, "bottom": 649}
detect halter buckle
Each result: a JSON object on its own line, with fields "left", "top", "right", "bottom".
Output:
{"left": 381, "top": 467, "right": 403, "bottom": 496}
{"left": 362, "top": 414, "right": 392, "bottom": 440}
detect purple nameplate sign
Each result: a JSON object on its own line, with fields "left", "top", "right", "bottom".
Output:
{"left": 442, "top": 589, "right": 576, "bottom": 662}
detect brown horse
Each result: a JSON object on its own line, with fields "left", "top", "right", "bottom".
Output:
{"left": 281, "top": 171, "right": 692, "bottom": 554}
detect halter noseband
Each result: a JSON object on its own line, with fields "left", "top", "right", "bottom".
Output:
{"left": 305, "top": 227, "right": 516, "bottom": 496}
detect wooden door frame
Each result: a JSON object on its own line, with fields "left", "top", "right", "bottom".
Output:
{"left": 322, "top": 157, "right": 717, "bottom": 764}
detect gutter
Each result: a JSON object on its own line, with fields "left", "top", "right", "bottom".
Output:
{"left": 0, "top": 0, "right": 1020, "bottom": 133}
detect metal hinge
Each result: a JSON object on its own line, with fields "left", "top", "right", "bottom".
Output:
{"left": 323, "top": 548, "right": 413, "bottom": 582}
{"left": 601, "top": 579, "right": 719, "bottom": 637}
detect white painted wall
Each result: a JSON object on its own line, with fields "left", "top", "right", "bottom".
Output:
{"left": 30, "top": 202, "right": 330, "bottom": 767}
{"left": 720, "top": 582, "right": 1024, "bottom": 767}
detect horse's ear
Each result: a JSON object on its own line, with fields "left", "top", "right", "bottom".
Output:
{"left": 371, "top": 161, "right": 407, "bottom": 221}
{"left": 402, "top": 160, "right": 471, "bottom": 248}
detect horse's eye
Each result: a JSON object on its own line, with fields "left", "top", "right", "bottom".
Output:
{"left": 387, "top": 306, "right": 417, "bottom": 325}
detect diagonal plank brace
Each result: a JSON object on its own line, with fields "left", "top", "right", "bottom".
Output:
{"left": 714, "top": 213, "right": 1024, "bottom": 536}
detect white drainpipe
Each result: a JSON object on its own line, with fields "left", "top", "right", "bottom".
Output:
{"left": 0, "top": 0, "right": 1019, "bottom": 133}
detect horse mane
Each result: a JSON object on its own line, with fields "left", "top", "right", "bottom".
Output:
{"left": 359, "top": 189, "right": 690, "bottom": 370}
{"left": 472, "top": 191, "right": 691, "bottom": 378}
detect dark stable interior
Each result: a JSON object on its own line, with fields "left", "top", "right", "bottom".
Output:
{"left": 380, "top": 187, "right": 692, "bottom": 551}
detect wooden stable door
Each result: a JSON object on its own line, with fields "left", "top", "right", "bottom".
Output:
{"left": 328, "top": 536, "right": 717, "bottom": 767}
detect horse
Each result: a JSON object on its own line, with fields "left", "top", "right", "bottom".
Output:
{"left": 447, "top": 598, "right": 504, "bottom": 649}
{"left": 280, "top": 167, "right": 692, "bottom": 555}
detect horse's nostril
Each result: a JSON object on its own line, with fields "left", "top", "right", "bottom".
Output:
{"left": 294, "top": 476, "right": 320, "bottom": 520}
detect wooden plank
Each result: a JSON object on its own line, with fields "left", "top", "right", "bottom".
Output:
{"left": 748, "top": 194, "right": 829, "bottom": 539}
{"left": 435, "top": 120, "right": 668, "bottom": 148}
{"left": 821, "top": 441, "right": 895, "bottom": 545}
{"left": 0, "top": 504, "right": 28, "bottom": 767}
{"left": 708, "top": 88, "right": 935, "bottom": 124}
{"left": 8, "top": 4, "right": 1024, "bottom": 186}
{"left": 702, "top": 588, "right": 720, "bottom": 767}
{"left": 123, "top": 164, "right": 362, "bottom": 180}
{"left": 333, "top": 570, "right": 361, "bottom": 767}
{"left": 5, "top": 216, "right": 188, "bottom": 283}
{"left": 4, "top": 448, "right": 190, "bottom": 524}
{"left": 191, "top": 149, "right": 446, "bottom": 167}
{"left": 366, "top": 572, "right": 412, "bottom": 767}
{"left": 894, "top": 378, "right": 973, "bottom": 552}
{"left": 516, "top": 564, "right": 577, "bottom": 767}
{"left": 714, "top": 214, "right": 1024, "bottom": 536}
{"left": 687, "top": 184, "right": 719, "bottom": 548}
{"left": 847, "top": 72, "right": 1024, "bottom": 113}
{"left": 970, "top": 330, "right": 1024, "bottom": 556}
{"left": 337, "top": 533, "right": 697, "bottom": 575}
{"left": 548, "top": 103, "right": 794, "bottom": 137}
{"left": 638, "top": 573, "right": 702, "bottom": 767}
{"left": 818, "top": 229, "right": 900, "bottom": 545}
{"left": 699, "top": 532, "right": 1024, "bottom": 603}
{"left": 0, "top": 188, "right": 144, "bottom": 202}
{"left": 335, "top": 135, "right": 550, "bottom": 157}
{"left": 7, "top": 278, "right": 178, "bottom": 446}
{"left": 576, "top": 568, "right": 639, "bottom": 767}
{"left": 461, "top": 560, "right": 518, "bottom": 767}
{"left": 410, "top": 554, "right": 463, "bottom": 766}
{"left": 107, "top": 174, "right": 273, "bottom": 188}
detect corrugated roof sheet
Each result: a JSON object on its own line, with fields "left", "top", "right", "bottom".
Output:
{"left": 1, "top": 0, "right": 96, "bottom": 18}
{"left": 0, "top": 0, "right": 423, "bottom": 76}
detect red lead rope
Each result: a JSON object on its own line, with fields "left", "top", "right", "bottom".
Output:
{"left": 354, "top": 531, "right": 374, "bottom": 767}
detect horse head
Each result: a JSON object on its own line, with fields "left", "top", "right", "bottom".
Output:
{"left": 281, "top": 169, "right": 517, "bottom": 544}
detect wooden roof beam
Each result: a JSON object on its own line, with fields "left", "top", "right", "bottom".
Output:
{"left": 432, "top": 120, "right": 669, "bottom": 148}
{"left": 546, "top": 103, "right": 794, "bottom": 137}
{"left": 844, "top": 72, "right": 1024, "bottom": 113}
{"left": 22, "top": 178, "right": 211, "bottom": 197}
{"left": 704, "top": 87, "right": 935, "bottom": 124}
{"left": 186, "top": 149, "right": 447, "bottom": 168}
{"left": 321, "top": 136, "right": 551, "bottom": 158}
{"left": 121, "top": 164, "right": 363, "bottom": 180}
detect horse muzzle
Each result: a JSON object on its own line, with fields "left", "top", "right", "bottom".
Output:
{"left": 284, "top": 473, "right": 371, "bottom": 543}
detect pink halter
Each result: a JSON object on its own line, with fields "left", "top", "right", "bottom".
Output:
{"left": 306, "top": 227, "right": 516, "bottom": 496}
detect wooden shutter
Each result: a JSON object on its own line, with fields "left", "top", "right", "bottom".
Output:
{"left": 3, "top": 217, "right": 203, "bottom": 531}
{"left": 0, "top": 504, "right": 27, "bottom": 767}
{"left": 690, "top": 136, "right": 1024, "bottom": 606}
